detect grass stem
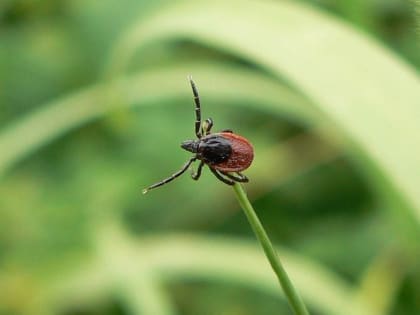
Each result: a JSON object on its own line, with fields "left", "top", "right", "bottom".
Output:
{"left": 233, "top": 183, "right": 310, "bottom": 315}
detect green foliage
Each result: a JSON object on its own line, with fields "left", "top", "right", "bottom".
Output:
{"left": 0, "top": 1, "right": 419, "bottom": 315}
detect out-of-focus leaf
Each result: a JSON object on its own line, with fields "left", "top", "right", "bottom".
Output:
{"left": 106, "top": 0, "right": 420, "bottom": 246}
{"left": 415, "top": 0, "right": 420, "bottom": 38}
{"left": 129, "top": 234, "right": 372, "bottom": 315}
{"left": 0, "top": 63, "right": 313, "bottom": 177}
{"left": 355, "top": 248, "right": 406, "bottom": 315}
{"left": 36, "top": 224, "right": 373, "bottom": 315}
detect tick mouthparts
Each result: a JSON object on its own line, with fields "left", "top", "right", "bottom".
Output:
{"left": 181, "top": 140, "right": 197, "bottom": 153}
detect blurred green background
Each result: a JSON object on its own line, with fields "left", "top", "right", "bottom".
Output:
{"left": 0, "top": 0, "right": 419, "bottom": 314}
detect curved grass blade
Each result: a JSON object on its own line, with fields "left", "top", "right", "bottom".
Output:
{"left": 0, "top": 63, "right": 313, "bottom": 178}
{"left": 38, "top": 225, "right": 373, "bottom": 315}
{"left": 106, "top": 0, "right": 420, "bottom": 247}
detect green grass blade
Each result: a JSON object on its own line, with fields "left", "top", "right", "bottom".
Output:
{"left": 106, "top": 0, "right": 420, "bottom": 245}
{"left": 131, "top": 233, "right": 373, "bottom": 315}
{"left": 233, "top": 183, "right": 309, "bottom": 315}
{"left": 34, "top": 224, "right": 373, "bottom": 315}
{"left": 0, "top": 63, "right": 312, "bottom": 178}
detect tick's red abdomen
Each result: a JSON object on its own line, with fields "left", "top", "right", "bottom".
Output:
{"left": 213, "top": 132, "right": 254, "bottom": 172}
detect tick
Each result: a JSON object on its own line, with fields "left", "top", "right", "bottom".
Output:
{"left": 142, "top": 76, "right": 254, "bottom": 194}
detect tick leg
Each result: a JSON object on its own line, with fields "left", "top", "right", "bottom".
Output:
{"left": 221, "top": 171, "right": 249, "bottom": 183}
{"left": 188, "top": 76, "right": 202, "bottom": 139}
{"left": 209, "top": 167, "right": 235, "bottom": 185}
{"left": 203, "top": 118, "right": 213, "bottom": 135}
{"left": 143, "top": 157, "right": 197, "bottom": 194}
{"left": 191, "top": 161, "right": 204, "bottom": 180}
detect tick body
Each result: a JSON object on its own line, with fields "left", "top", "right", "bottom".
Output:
{"left": 186, "top": 132, "right": 253, "bottom": 172}
{"left": 143, "top": 77, "right": 254, "bottom": 194}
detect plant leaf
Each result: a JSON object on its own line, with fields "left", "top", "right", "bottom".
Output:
{"left": 0, "top": 63, "right": 313, "bottom": 178}
{"left": 107, "top": 0, "right": 420, "bottom": 241}
{"left": 38, "top": 224, "right": 373, "bottom": 315}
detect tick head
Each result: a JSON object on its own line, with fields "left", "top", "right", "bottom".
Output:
{"left": 181, "top": 139, "right": 199, "bottom": 153}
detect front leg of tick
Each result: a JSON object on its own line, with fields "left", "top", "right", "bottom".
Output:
{"left": 203, "top": 118, "right": 213, "bottom": 135}
{"left": 191, "top": 161, "right": 204, "bottom": 180}
{"left": 189, "top": 76, "right": 202, "bottom": 138}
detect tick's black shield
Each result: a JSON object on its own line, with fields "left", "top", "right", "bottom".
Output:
{"left": 198, "top": 135, "right": 232, "bottom": 164}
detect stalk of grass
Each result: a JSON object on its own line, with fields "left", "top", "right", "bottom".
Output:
{"left": 233, "top": 182, "right": 310, "bottom": 315}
